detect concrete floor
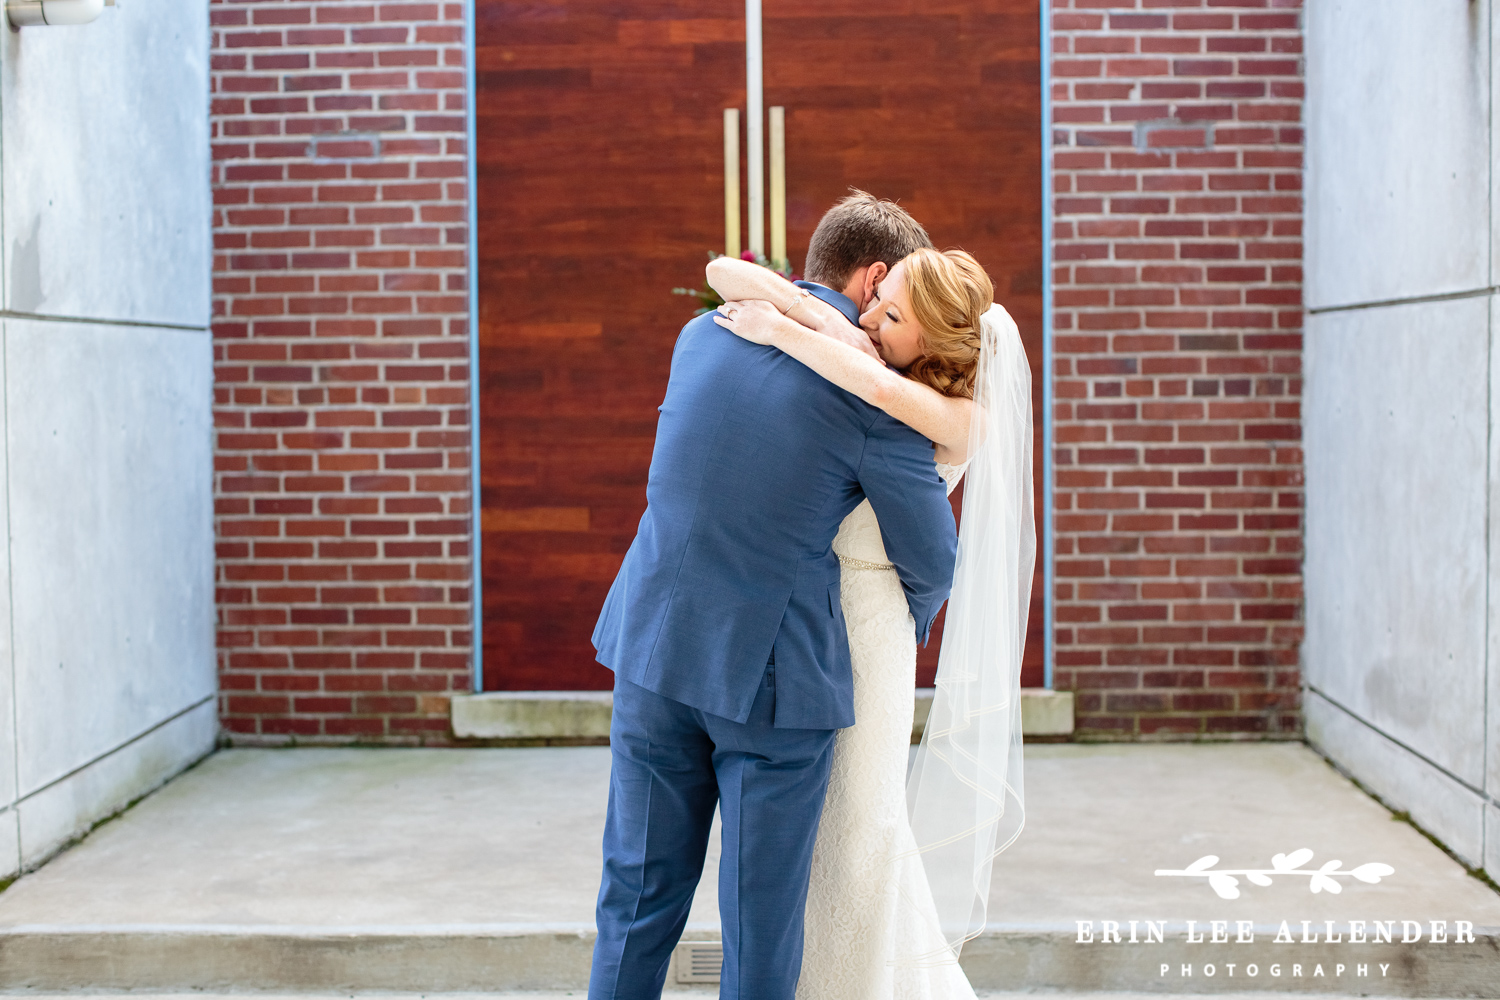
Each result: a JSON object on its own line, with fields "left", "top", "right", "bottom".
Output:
{"left": 3, "top": 743, "right": 1493, "bottom": 929}
{"left": 0, "top": 743, "right": 1494, "bottom": 994}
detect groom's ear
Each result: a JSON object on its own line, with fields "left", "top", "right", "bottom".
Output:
{"left": 861, "top": 261, "right": 889, "bottom": 307}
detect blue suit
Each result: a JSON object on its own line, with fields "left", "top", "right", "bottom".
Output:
{"left": 589, "top": 283, "right": 958, "bottom": 1000}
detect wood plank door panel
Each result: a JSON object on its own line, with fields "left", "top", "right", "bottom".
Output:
{"left": 476, "top": 1, "right": 1044, "bottom": 690}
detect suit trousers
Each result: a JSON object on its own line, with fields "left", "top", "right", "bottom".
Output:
{"left": 589, "top": 665, "right": 837, "bottom": 1000}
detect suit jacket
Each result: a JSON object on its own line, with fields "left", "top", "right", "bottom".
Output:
{"left": 592, "top": 283, "right": 958, "bottom": 729}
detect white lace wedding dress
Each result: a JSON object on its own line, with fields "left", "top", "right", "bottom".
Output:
{"left": 797, "top": 461, "right": 977, "bottom": 1000}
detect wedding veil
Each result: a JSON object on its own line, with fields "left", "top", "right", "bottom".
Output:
{"left": 901, "top": 302, "right": 1036, "bottom": 963}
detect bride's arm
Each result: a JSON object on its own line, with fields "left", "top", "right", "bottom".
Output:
{"left": 715, "top": 299, "right": 973, "bottom": 461}
{"left": 705, "top": 257, "right": 877, "bottom": 358}
{"left": 706, "top": 256, "right": 803, "bottom": 312}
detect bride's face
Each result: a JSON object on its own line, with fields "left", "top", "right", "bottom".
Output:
{"left": 858, "top": 260, "right": 925, "bottom": 370}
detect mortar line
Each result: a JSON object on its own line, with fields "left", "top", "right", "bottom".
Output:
{"left": 1306, "top": 684, "right": 1492, "bottom": 803}
{"left": 11, "top": 693, "right": 214, "bottom": 811}
{"left": 1306, "top": 285, "right": 1499, "bottom": 316}
{"left": 0, "top": 310, "right": 207, "bottom": 333}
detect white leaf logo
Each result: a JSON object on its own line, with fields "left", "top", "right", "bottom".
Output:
{"left": 1272, "top": 848, "right": 1314, "bottom": 871}
{"left": 1310, "top": 873, "right": 1342, "bottom": 894}
{"left": 1208, "top": 873, "right": 1241, "bottom": 899}
{"left": 1156, "top": 849, "right": 1393, "bottom": 898}
{"left": 1351, "top": 862, "right": 1394, "bottom": 884}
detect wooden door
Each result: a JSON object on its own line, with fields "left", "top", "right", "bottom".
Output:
{"left": 475, "top": 1, "right": 1044, "bottom": 690}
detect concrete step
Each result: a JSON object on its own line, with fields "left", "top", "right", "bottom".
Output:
{"left": 451, "top": 687, "right": 1076, "bottom": 741}
{"left": 0, "top": 923, "right": 1493, "bottom": 995}
{"left": 2, "top": 993, "right": 1453, "bottom": 1000}
{"left": 0, "top": 746, "right": 1494, "bottom": 995}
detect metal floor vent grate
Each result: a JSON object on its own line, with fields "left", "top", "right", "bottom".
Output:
{"left": 676, "top": 941, "right": 723, "bottom": 983}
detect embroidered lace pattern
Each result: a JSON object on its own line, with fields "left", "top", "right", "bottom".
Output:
{"left": 798, "top": 461, "right": 977, "bottom": 1000}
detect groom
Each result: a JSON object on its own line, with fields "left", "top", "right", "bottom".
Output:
{"left": 589, "top": 191, "right": 958, "bottom": 1000}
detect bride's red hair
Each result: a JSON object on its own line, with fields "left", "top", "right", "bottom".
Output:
{"left": 902, "top": 248, "right": 993, "bottom": 400}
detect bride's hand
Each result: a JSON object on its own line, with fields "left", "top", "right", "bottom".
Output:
{"left": 717, "top": 298, "right": 884, "bottom": 362}
{"left": 817, "top": 317, "right": 883, "bottom": 362}
{"left": 714, "top": 299, "right": 784, "bottom": 345}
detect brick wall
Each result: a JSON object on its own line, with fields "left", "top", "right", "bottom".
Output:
{"left": 205, "top": 0, "right": 1306, "bottom": 743}
{"left": 210, "top": 0, "right": 473, "bottom": 744}
{"left": 1049, "top": 0, "right": 1304, "bottom": 737}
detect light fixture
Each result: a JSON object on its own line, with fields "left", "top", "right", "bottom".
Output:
{"left": 7, "top": 0, "right": 114, "bottom": 28}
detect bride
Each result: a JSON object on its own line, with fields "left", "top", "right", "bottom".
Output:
{"left": 708, "top": 247, "right": 1035, "bottom": 999}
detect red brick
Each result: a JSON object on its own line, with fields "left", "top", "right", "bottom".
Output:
{"left": 1051, "top": 2, "right": 1303, "bottom": 739}
{"left": 1055, "top": 59, "right": 1105, "bottom": 77}
{"left": 212, "top": 0, "right": 471, "bottom": 746}
{"left": 1106, "top": 59, "right": 1172, "bottom": 77}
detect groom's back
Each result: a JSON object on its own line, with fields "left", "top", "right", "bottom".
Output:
{"left": 648, "top": 315, "right": 872, "bottom": 580}
{"left": 593, "top": 307, "right": 951, "bottom": 730}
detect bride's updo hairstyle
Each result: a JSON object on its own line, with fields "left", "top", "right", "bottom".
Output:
{"left": 903, "top": 248, "right": 994, "bottom": 400}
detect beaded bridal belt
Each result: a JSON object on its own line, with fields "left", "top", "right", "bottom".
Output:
{"left": 838, "top": 555, "right": 896, "bottom": 572}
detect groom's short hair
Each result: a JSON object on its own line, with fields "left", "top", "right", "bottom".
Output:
{"left": 803, "top": 190, "right": 933, "bottom": 292}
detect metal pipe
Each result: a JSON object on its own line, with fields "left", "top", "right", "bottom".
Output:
{"left": 462, "top": 0, "right": 484, "bottom": 693}
{"left": 6, "top": 0, "right": 109, "bottom": 28}
{"left": 1039, "top": 1, "right": 1056, "bottom": 690}
{"left": 724, "top": 108, "right": 741, "bottom": 259}
{"left": 768, "top": 106, "right": 786, "bottom": 268}
{"left": 745, "top": 0, "right": 764, "bottom": 257}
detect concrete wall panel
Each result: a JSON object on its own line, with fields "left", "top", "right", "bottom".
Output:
{"left": 1490, "top": 296, "right": 1500, "bottom": 839}
{"left": 0, "top": 329, "right": 16, "bottom": 815}
{"left": 5, "top": 319, "right": 214, "bottom": 797}
{"left": 0, "top": 811, "right": 18, "bottom": 882}
{"left": 0, "top": 0, "right": 210, "bottom": 327}
{"left": 0, "top": 325, "right": 14, "bottom": 878}
{"left": 16, "top": 699, "right": 214, "bottom": 869}
{"left": 1303, "top": 297, "right": 1488, "bottom": 786}
{"left": 1305, "top": 0, "right": 1490, "bottom": 308}
{"left": 1489, "top": 803, "right": 1500, "bottom": 882}
{"left": 1305, "top": 692, "right": 1486, "bottom": 870}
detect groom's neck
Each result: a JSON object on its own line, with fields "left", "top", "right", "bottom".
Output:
{"left": 826, "top": 278, "right": 873, "bottom": 314}
{"left": 836, "top": 280, "right": 863, "bottom": 310}
{"left": 835, "top": 262, "right": 880, "bottom": 312}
